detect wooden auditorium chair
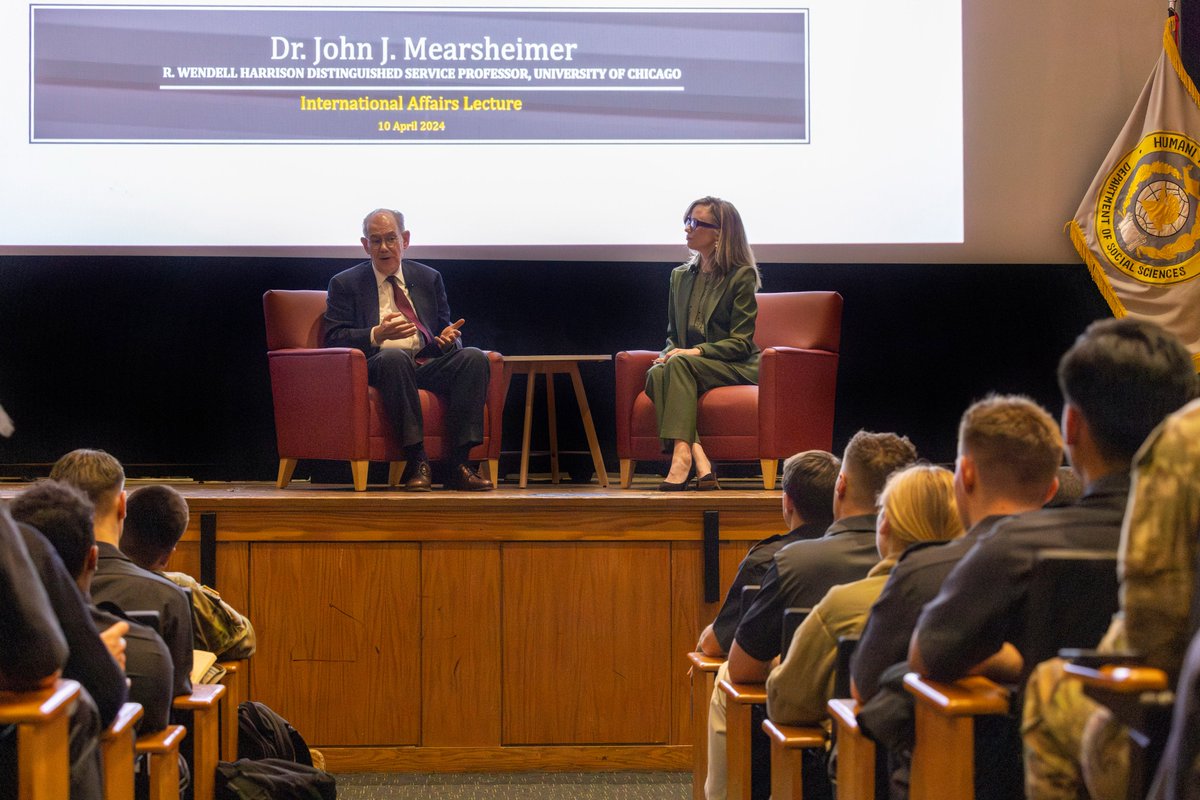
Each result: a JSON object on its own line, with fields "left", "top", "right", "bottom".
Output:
{"left": 0, "top": 678, "right": 80, "bottom": 800}
{"left": 719, "top": 604, "right": 811, "bottom": 800}
{"left": 687, "top": 651, "right": 725, "bottom": 800}
{"left": 135, "top": 723, "right": 187, "bottom": 800}
{"left": 100, "top": 702, "right": 143, "bottom": 800}
{"left": 216, "top": 658, "right": 249, "bottom": 761}
{"left": 263, "top": 289, "right": 506, "bottom": 491}
{"left": 1062, "top": 660, "right": 1172, "bottom": 799}
{"left": 761, "top": 636, "right": 861, "bottom": 800}
{"left": 615, "top": 291, "right": 842, "bottom": 490}
{"left": 827, "top": 698, "right": 878, "bottom": 800}
{"left": 174, "top": 682, "right": 225, "bottom": 800}
{"left": 902, "top": 549, "right": 1121, "bottom": 800}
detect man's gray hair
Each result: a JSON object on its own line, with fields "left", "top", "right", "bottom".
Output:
{"left": 362, "top": 208, "right": 405, "bottom": 237}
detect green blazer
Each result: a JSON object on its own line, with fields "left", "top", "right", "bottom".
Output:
{"left": 662, "top": 261, "right": 761, "bottom": 382}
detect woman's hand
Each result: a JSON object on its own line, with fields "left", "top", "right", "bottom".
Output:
{"left": 654, "top": 347, "right": 701, "bottom": 364}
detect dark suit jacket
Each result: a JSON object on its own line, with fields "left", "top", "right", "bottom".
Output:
{"left": 323, "top": 259, "right": 460, "bottom": 360}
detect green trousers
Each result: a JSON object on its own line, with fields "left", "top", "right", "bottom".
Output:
{"left": 645, "top": 354, "right": 755, "bottom": 449}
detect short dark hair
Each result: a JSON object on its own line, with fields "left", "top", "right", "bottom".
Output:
{"left": 841, "top": 431, "right": 919, "bottom": 508}
{"left": 1058, "top": 318, "right": 1198, "bottom": 463}
{"left": 121, "top": 485, "right": 190, "bottom": 568}
{"left": 781, "top": 450, "right": 840, "bottom": 526}
{"left": 49, "top": 449, "right": 125, "bottom": 510}
{"left": 959, "top": 394, "right": 1062, "bottom": 504}
{"left": 8, "top": 480, "right": 95, "bottom": 579}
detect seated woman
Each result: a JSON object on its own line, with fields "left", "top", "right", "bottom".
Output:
{"left": 765, "top": 464, "right": 964, "bottom": 728}
{"left": 646, "top": 196, "right": 761, "bottom": 491}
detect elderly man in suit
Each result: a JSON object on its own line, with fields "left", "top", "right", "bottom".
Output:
{"left": 323, "top": 208, "right": 492, "bottom": 491}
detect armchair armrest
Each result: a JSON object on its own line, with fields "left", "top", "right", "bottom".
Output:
{"left": 903, "top": 674, "right": 1010, "bottom": 800}
{"left": 757, "top": 347, "right": 839, "bottom": 456}
{"left": 615, "top": 350, "right": 659, "bottom": 455}
{"left": 687, "top": 653, "right": 726, "bottom": 800}
{"left": 482, "top": 350, "right": 506, "bottom": 460}
{"left": 1061, "top": 663, "right": 1169, "bottom": 693}
{"left": 267, "top": 348, "right": 371, "bottom": 459}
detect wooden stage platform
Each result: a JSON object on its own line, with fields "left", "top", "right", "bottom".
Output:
{"left": 14, "top": 478, "right": 783, "bottom": 773}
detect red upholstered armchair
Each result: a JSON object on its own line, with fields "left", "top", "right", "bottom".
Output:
{"left": 615, "top": 291, "right": 842, "bottom": 490}
{"left": 263, "top": 290, "right": 505, "bottom": 491}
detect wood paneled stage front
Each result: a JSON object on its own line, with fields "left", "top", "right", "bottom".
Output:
{"left": 141, "top": 481, "right": 777, "bottom": 773}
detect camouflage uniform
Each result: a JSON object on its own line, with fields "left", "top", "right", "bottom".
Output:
{"left": 163, "top": 571, "right": 256, "bottom": 660}
{"left": 1024, "top": 398, "right": 1200, "bottom": 800}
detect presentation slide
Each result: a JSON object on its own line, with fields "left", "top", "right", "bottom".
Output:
{"left": 3, "top": 1, "right": 962, "bottom": 255}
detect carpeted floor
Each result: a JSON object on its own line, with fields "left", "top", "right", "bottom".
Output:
{"left": 334, "top": 771, "right": 691, "bottom": 799}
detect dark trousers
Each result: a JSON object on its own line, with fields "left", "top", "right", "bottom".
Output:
{"left": 367, "top": 346, "right": 490, "bottom": 452}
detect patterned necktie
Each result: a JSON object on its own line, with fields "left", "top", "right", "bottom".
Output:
{"left": 386, "top": 275, "right": 432, "bottom": 345}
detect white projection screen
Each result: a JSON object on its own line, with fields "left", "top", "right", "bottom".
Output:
{"left": 0, "top": 0, "right": 1164, "bottom": 261}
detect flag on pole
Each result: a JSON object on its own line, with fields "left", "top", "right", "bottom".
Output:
{"left": 1068, "top": 13, "right": 1200, "bottom": 368}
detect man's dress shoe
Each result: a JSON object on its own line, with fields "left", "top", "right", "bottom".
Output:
{"left": 448, "top": 463, "right": 493, "bottom": 492}
{"left": 402, "top": 461, "right": 433, "bottom": 492}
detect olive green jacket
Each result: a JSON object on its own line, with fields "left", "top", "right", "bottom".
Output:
{"left": 662, "top": 262, "right": 760, "bottom": 382}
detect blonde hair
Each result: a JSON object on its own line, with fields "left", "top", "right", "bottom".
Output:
{"left": 878, "top": 464, "right": 963, "bottom": 549}
{"left": 684, "top": 196, "right": 761, "bottom": 286}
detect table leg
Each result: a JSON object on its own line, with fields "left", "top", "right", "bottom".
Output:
{"left": 568, "top": 365, "right": 609, "bottom": 487}
{"left": 520, "top": 368, "right": 537, "bottom": 489}
{"left": 546, "top": 372, "right": 560, "bottom": 484}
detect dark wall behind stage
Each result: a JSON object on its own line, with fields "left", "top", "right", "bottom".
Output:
{"left": 0, "top": 257, "right": 1111, "bottom": 482}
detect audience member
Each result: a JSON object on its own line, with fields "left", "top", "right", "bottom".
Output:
{"left": 912, "top": 318, "right": 1196, "bottom": 685}
{"left": 11, "top": 480, "right": 174, "bottom": 733}
{"left": 0, "top": 506, "right": 66, "bottom": 690}
{"left": 850, "top": 395, "right": 1061, "bottom": 800}
{"left": 123, "top": 484, "right": 256, "bottom": 660}
{"left": 0, "top": 501, "right": 128, "bottom": 800}
{"left": 696, "top": 450, "right": 840, "bottom": 657}
{"left": 768, "top": 464, "right": 963, "bottom": 727}
{"left": 51, "top": 449, "right": 194, "bottom": 699}
{"left": 704, "top": 430, "right": 917, "bottom": 800}
{"left": 1024, "top": 395, "right": 1200, "bottom": 800}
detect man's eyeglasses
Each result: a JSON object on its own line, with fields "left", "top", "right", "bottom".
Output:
{"left": 684, "top": 216, "right": 720, "bottom": 230}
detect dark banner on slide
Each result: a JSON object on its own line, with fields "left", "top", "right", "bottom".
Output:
{"left": 29, "top": 6, "right": 809, "bottom": 143}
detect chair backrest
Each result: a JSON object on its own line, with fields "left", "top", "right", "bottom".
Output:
{"left": 834, "top": 636, "right": 860, "bottom": 698}
{"left": 781, "top": 607, "right": 813, "bottom": 659}
{"left": 753, "top": 291, "right": 843, "bottom": 353}
{"left": 1026, "top": 549, "right": 1119, "bottom": 668}
{"left": 263, "top": 290, "right": 328, "bottom": 351}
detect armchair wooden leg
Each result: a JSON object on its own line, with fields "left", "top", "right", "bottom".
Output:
{"left": 387, "top": 461, "right": 405, "bottom": 488}
{"left": 485, "top": 458, "right": 499, "bottom": 488}
{"left": 620, "top": 459, "right": 635, "bottom": 489}
{"left": 349, "top": 460, "right": 369, "bottom": 492}
{"left": 760, "top": 459, "right": 779, "bottom": 490}
{"left": 276, "top": 459, "right": 297, "bottom": 489}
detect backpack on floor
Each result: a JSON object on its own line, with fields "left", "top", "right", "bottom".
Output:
{"left": 215, "top": 758, "right": 336, "bottom": 800}
{"left": 236, "top": 701, "right": 313, "bottom": 765}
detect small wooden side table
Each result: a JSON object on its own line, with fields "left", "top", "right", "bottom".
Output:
{"left": 501, "top": 355, "right": 611, "bottom": 488}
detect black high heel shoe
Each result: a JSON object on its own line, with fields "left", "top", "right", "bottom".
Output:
{"left": 658, "top": 462, "right": 695, "bottom": 491}
{"left": 694, "top": 471, "right": 720, "bottom": 491}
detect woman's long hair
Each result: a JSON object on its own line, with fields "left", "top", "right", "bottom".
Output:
{"left": 685, "top": 196, "right": 760, "bottom": 287}
{"left": 878, "top": 464, "right": 964, "bottom": 549}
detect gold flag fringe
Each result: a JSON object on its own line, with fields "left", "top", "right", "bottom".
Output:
{"left": 1066, "top": 220, "right": 1128, "bottom": 318}
{"left": 1165, "top": 19, "right": 1200, "bottom": 111}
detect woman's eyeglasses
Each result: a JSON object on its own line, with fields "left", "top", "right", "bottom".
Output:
{"left": 684, "top": 216, "right": 720, "bottom": 230}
